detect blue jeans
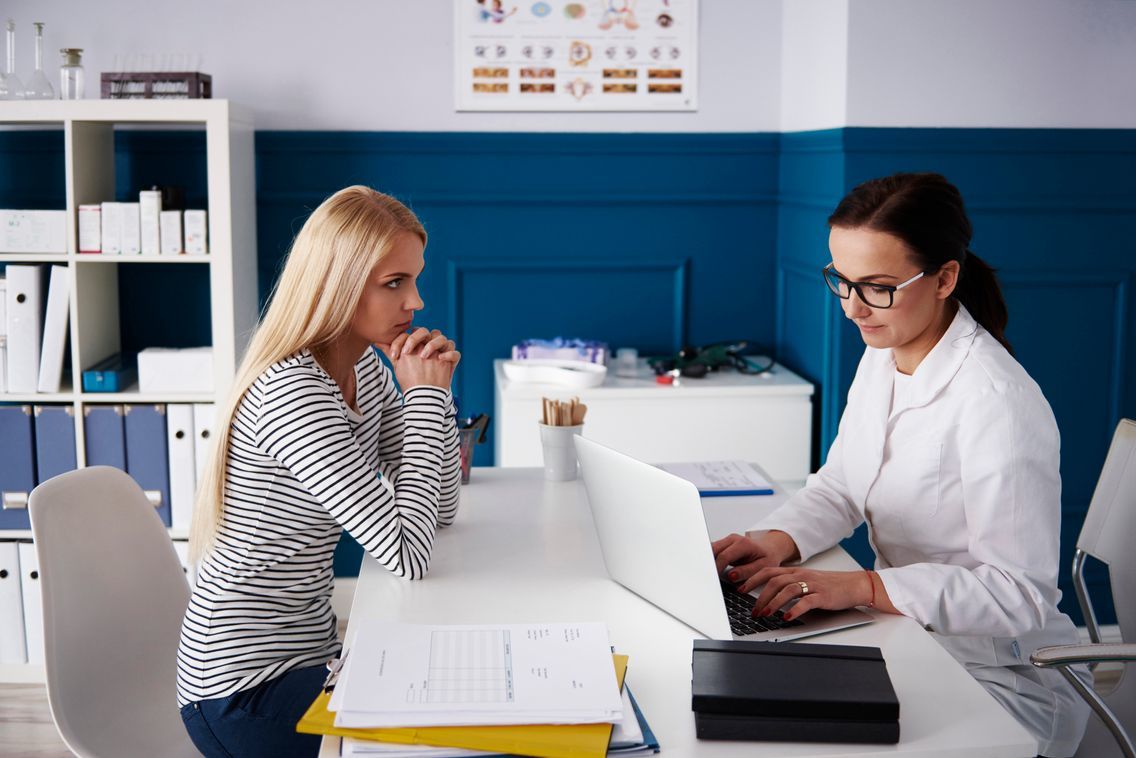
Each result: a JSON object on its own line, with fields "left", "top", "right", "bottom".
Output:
{"left": 180, "top": 664, "right": 326, "bottom": 758}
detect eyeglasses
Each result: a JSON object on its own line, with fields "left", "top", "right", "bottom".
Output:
{"left": 822, "top": 263, "right": 926, "bottom": 310}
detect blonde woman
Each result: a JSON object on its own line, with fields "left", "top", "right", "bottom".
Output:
{"left": 176, "top": 187, "right": 461, "bottom": 757}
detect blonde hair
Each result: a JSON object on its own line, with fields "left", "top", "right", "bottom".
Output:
{"left": 189, "top": 186, "right": 427, "bottom": 561}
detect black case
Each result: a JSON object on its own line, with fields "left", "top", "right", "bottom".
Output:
{"left": 695, "top": 712, "right": 900, "bottom": 743}
{"left": 692, "top": 639, "right": 900, "bottom": 744}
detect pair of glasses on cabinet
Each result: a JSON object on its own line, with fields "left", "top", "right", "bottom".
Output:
{"left": 822, "top": 263, "right": 928, "bottom": 310}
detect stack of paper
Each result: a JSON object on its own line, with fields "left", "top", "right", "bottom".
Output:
{"left": 333, "top": 622, "right": 623, "bottom": 729}
{"left": 338, "top": 685, "right": 659, "bottom": 757}
{"left": 603, "top": 686, "right": 659, "bottom": 755}
{"left": 298, "top": 621, "right": 642, "bottom": 758}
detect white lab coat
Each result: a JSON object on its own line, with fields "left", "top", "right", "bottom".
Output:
{"left": 754, "top": 305, "right": 1090, "bottom": 756}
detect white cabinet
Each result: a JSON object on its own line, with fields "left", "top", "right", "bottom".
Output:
{"left": 0, "top": 100, "right": 256, "bottom": 681}
{"left": 494, "top": 358, "right": 814, "bottom": 485}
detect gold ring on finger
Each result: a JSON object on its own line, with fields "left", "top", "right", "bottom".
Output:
{"left": 798, "top": 581, "right": 809, "bottom": 596}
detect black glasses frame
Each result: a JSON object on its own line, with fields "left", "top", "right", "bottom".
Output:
{"left": 822, "top": 263, "right": 927, "bottom": 310}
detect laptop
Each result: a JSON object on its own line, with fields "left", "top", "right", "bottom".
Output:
{"left": 574, "top": 436, "right": 874, "bottom": 642}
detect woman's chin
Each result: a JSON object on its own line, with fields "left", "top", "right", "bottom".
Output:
{"left": 859, "top": 330, "right": 893, "bottom": 348}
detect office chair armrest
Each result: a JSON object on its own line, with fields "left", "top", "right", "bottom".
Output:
{"left": 1031, "top": 642, "right": 1136, "bottom": 668}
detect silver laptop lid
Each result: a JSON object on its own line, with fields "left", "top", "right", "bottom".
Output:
{"left": 574, "top": 435, "right": 733, "bottom": 640}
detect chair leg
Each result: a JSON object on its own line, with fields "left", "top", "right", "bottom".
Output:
{"left": 1057, "top": 665, "right": 1135, "bottom": 758}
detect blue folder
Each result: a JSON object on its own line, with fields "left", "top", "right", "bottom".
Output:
{"left": 0, "top": 405, "right": 36, "bottom": 530}
{"left": 83, "top": 405, "right": 127, "bottom": 470}
{"left": 124, "top": 404, "right": 172, "bottom": 527}
{"left": 699, "top": 487, "right": 775, "bottom": 497}
{"left": 34, "top": 406, "right": 78, "bottom": 484}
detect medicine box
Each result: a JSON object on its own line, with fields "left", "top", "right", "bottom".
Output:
{"left": 160, "top": 210, "right": 183, "bottom": 255}
{"left": 101, "top": 202, "right": 122, "bottom": 254}
{"left": 121, "top": 202, "right": 141, "bottom": 255}
{"left": 0, "top": 210, "right": 67, "bottom": 253}
{"left": 184, "top": 210, "right": 208, "bottom": 255}
{"left": 78, "top": 205, "right": 101, "bottom": 253}
{"left": 139, "top": 190, "right": 162, "bottom": 255}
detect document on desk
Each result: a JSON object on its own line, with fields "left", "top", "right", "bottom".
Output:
{"left": 658, "top": 460, "right": 775, "bottom": 496}
{"left": 334, "top": 621, "right": 624, "bottom": 728}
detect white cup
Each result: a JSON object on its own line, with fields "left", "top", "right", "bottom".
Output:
{"left": 615, "top": 347, "right": 639, "bottom": 378}
{"left": 538, "top": 423, "right": 583, "bottom": 481}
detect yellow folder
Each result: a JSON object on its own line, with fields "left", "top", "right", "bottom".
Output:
{"left": 296, "top": 654, "right": 628, "bottom": 758}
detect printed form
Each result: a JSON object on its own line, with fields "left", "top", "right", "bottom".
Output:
{"left": 332, "top": 621, "right": 623, "bottom": 728}
{"left": 658, "top": 460, "right": 774, "bottom": 495}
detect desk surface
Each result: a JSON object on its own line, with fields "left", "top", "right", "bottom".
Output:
{"left": 322, "top": 468, "right": 1035, "bottom": 758}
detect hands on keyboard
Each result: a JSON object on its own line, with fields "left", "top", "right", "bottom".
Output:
{"left": 721, "top": 580, "right": 805, "bottom": 635}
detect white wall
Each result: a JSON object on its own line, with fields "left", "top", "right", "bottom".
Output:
{"left": 845, "top": 0, "right": 1136, "bottom": 129}
{"left": 780, "top": 0, "right": 849, "bottom": 132}
{"left": 6, "top": 0, "right": 782, "bottom": 132}
{"left": 7, "top": 0, "right": 1135, "bottom": 131}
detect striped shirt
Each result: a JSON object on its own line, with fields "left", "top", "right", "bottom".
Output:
{"left": 176, "top": 347, "right": 460, "bottom": 707}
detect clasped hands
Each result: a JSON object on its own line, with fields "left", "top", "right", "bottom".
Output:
{"left": 376, "top": 327, "right": 461, "bottom": 390}
{"left": 711, "top": 531, "right": 875, "bottom": 622}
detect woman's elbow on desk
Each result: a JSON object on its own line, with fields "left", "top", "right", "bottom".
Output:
{"left": 436, "top": 491, "right": 461, "bottom": 527}
{"left": 378, "top": 548, "right": 435, "bottom": 580}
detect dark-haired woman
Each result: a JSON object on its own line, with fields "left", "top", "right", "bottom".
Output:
{"left": 712, "top": 173, "right": 1090, "bottom": 756}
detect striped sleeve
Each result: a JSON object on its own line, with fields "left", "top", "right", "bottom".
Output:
{"left": 374, "top": 362, "right": 462, "bottom": 527}
{"left": 254, "top": 364, "right": 446, "bottom": 579}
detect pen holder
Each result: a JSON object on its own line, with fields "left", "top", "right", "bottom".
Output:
{"left": 458, "top": 427, "right": 478, "bottom": 484}
{"left": 538, "top": 423, "right": 583, "bottom": 481}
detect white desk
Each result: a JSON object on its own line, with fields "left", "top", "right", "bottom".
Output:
{"left": 322, "top": 468, "right": 1036, "bottom": 758}
{"left": 494, "top": 359, "right": 814, "bottom": 485}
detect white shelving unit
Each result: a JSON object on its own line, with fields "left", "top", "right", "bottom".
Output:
{"left": 0, "top": 100, "right": 257, "bottom": 680}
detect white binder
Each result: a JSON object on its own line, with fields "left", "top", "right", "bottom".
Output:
{"left": 167, "top": 404, "right": 197, "bottom": 531}
{"left": 0, "top": 542, "right": 26, "bottom": 664}
{"left": 36, "top": 265, "right": 70, "bottom": 393}
{"left": 5, "top": 265, "right": 46, "bottom": 394}
{"left": 0, "top": 277, "right": 7, "bottom": 394}
{"left": 171, "top": 539, "right": 194, "bottom": 586}
{"left": 193, "top": 403, "right": 216, "bottom": 484}
{"left": 18, "top": 542, "right": 43, "bottom": 665}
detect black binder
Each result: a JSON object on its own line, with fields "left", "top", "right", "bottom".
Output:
{"left": 691, "top": 639, "right": 900, "bottom": 744}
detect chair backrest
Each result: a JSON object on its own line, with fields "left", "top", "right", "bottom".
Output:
{"left": 29, "top": 466, "right": 200, "bottom": 758}
{"left": 1078, "top": 418, "right": 1136, "bottom": 645}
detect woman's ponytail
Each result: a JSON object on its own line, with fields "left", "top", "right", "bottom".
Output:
{"left": 955, "top": 250, "right": 1012, "bottom": 355}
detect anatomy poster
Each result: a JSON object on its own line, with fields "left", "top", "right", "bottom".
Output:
{"left": 455, "top": 0, "right": 698, "bottom": 111}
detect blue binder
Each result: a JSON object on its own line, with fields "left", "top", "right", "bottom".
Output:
{"left": 83, "top": 405, "right": 127, "bottom": 470}
{"left": 124, "top": 404, "right": 172, "bottom": 527}
{"left": 0, "top": 406, "right": 36, "bottom": 530}
{"left": 34, "top": 405, "right": 78, "bottom": 484}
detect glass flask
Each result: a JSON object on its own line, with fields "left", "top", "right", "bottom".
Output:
{"left": 59, "top": 48, "right": 83, "bottom": 99}
{"left": 25, "top": 22, "right": 54, "bottom": 99}
{"left": 0, "top": 19, "right": 24, "bottom": 100}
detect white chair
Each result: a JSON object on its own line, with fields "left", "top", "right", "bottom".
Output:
{"left": 1033, "top": 419, "right": 1136, "bottom": 758}
{"left": 28, "top": 466, "right": 200, "bottom": 758}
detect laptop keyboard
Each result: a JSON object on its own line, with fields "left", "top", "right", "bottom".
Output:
{"left": 721, "top": 580, "right": 806, "bottom": 636}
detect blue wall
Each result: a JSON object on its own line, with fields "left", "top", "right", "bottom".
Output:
{"left": 255, "top": 132, "right": 782, "bottom": 463}
{"left": 2, "top": 127, "right": 1132, "bottom": 625}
